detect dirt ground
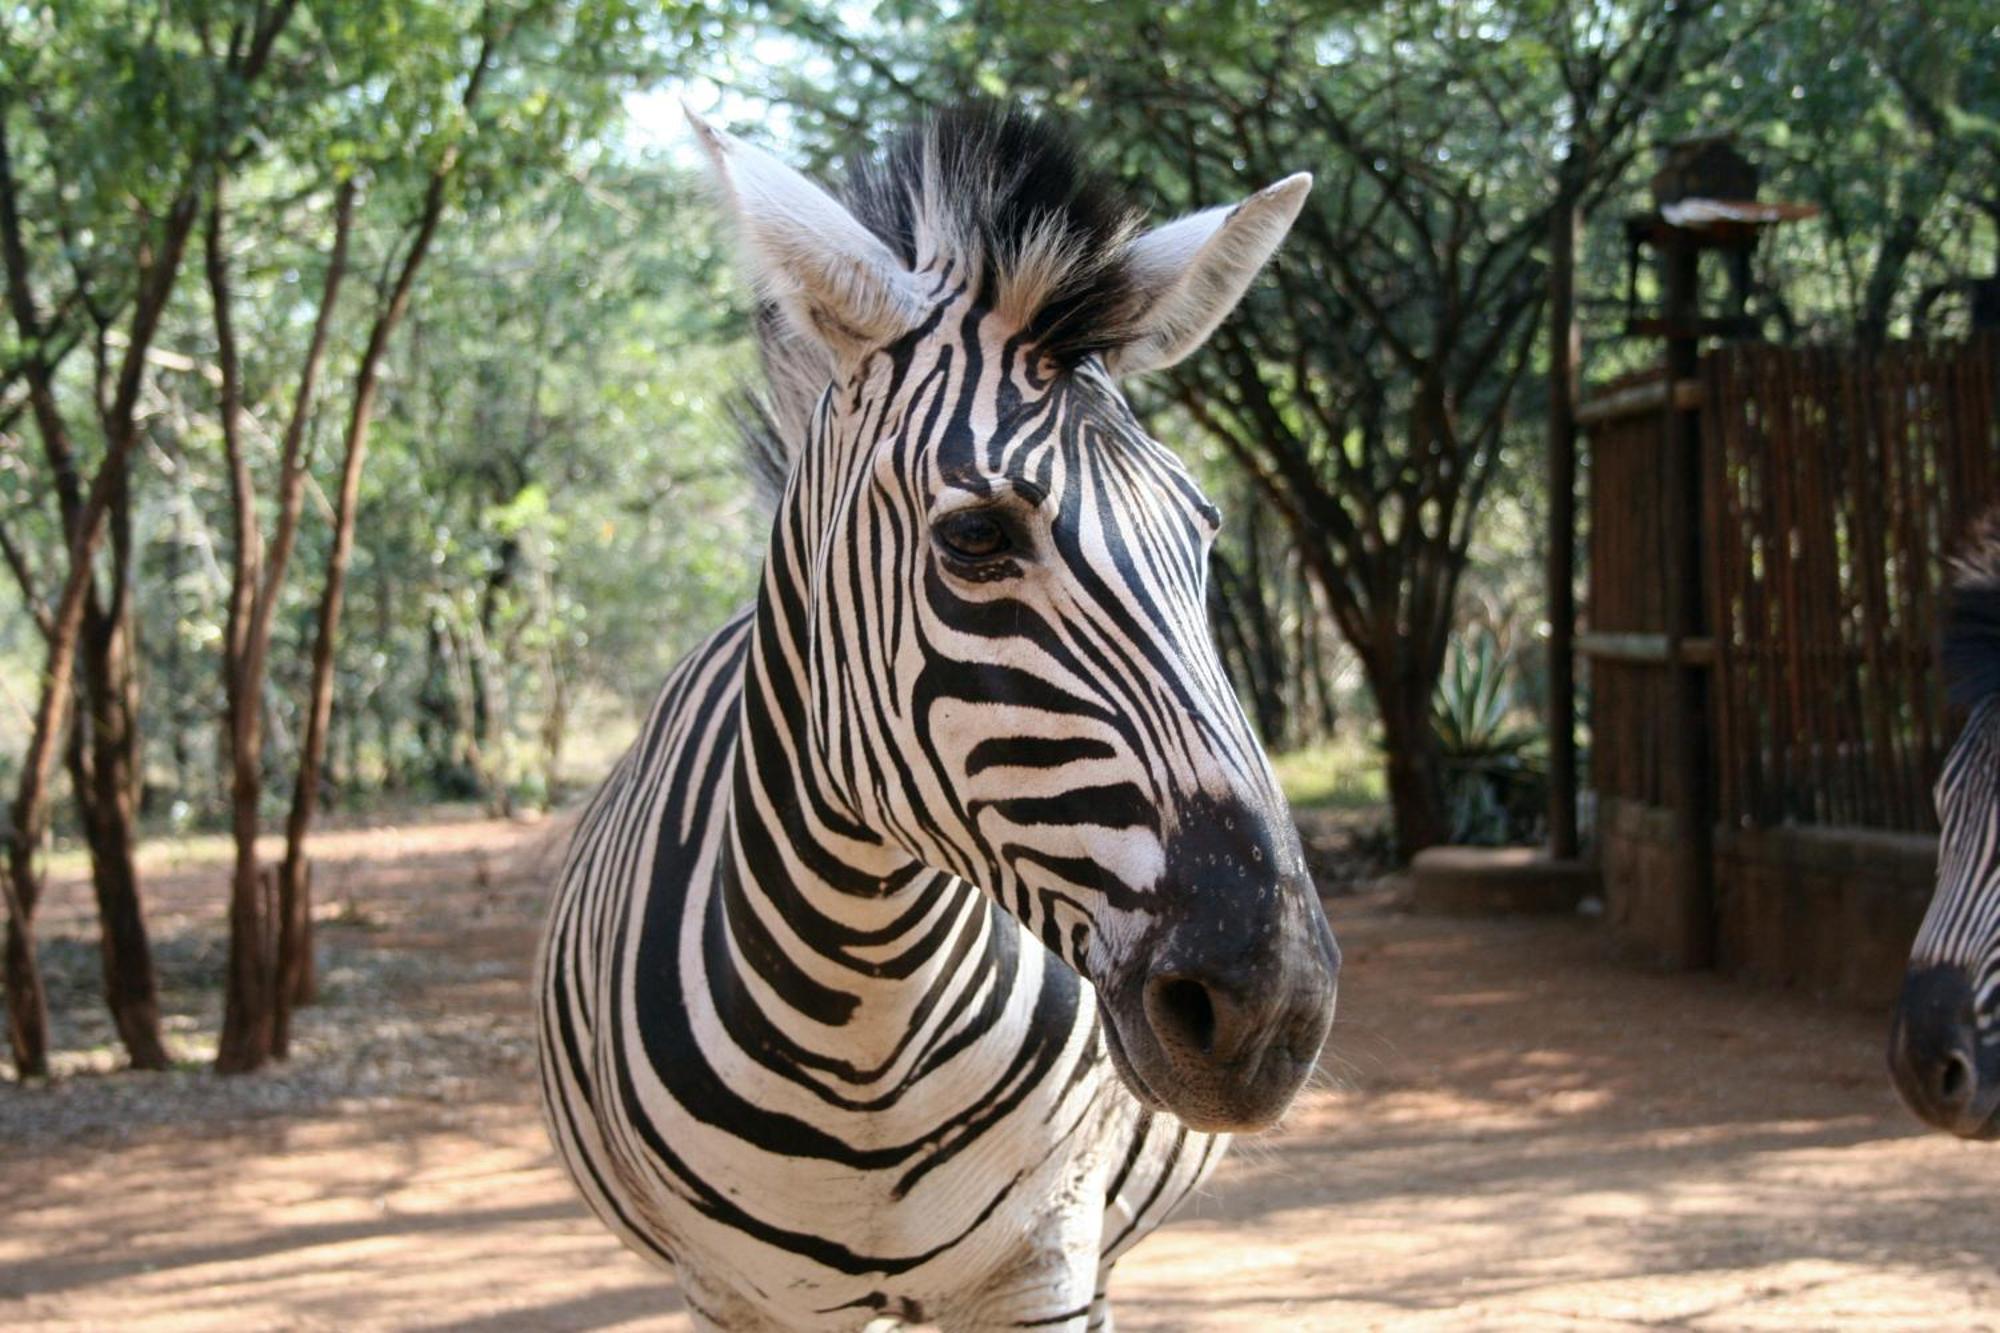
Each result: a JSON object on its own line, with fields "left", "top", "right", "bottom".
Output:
{"left": 2, "top": 814, "right": 1996, "bottom": 1332}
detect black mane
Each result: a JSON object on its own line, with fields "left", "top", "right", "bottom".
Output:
{"left": 841, "top": 103, "right": 1146, "bottom": 367}
{"left": 1945, "top": 506, "right": 2000, "bottom": 709}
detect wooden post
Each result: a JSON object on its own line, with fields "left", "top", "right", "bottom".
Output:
{"left": 1660, "top": 232, "right": 1717, "bottom": 969}
{"left": 1546, "top": 190, "right": 1581, "bottom": 861}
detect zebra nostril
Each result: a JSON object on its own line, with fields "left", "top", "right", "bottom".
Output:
{"left": 1146, "top": 975, "right": 1218, "bottom": 1057}
{"left": 1938, "top": 1051, "right": 1973, "bottom": 1106}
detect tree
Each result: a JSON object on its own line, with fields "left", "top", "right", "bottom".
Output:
{"left": 1206, "top": 481, "right": 1340, "bottom": 753}
{"left": 761, "top": 0, "right": 1743, "bottom": 853}
{"left": 1676, "top": 0, "right": 2000, "bottom": 343}
{"left": 222, "top": 0, "right": 675, "bottom": 1070}
{"left": 374, "top": 150, "right": 753, "bottom": 807}
{"left": 767, "top": 3, "right": 1537, "bottom": 850}
{"left": 205, "top": 171, "right": 356, "bottom": 1069}
{"left": 0, "top": 0, "right": 303, "bottom": 1077}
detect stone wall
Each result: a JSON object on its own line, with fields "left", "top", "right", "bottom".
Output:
{"left": 1601, "top": 797, "right": 1937, "bottom": 1008}
{"left": 1601, "top": 798, "right": 1705, "bottom": 968}
{"left": 1713, "top": 824, "right": 1936, "bottom": 1006}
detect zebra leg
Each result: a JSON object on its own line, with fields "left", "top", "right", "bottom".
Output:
{"left": 678, "top": 1272, "right": 788, "bottom": 1333}
{"left": 938, "top": 1215, "right": 1104, "bottom": 1331}
{"left": 1086, "top": 1280, "right": 1114, "bottom": 1332}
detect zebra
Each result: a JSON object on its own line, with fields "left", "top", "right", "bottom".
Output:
{"left": 1890, "top": 509, "right": 2000, "bottom": 1140}
{"left": 535, "top": 103, "right": 1340, "bottom": 1330}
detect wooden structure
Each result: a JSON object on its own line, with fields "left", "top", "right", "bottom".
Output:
{"left": 1582, "top": 336, "right": 2000, "bottom": 1000}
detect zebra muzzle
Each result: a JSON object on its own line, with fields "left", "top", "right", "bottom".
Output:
{"left": 1888, "top": 963, "right": 2000, "bottom": 1140}
{"left": 1100, "top": 875, "right": 1339, "bottom": 1134}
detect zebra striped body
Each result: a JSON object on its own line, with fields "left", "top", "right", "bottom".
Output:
{"left": 540, "top": 609, "right": 1219, "bottom": 1328}
{"left": 1891, "top": 512, "right": 2000, "bottom": 1140}
{"left": 537, "top": 105, "right": 1338, "bottom": 1327}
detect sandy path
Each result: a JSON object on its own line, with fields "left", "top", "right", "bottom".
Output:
{"left": 2, "top": 817, "right": 1995, "bottom": 1331}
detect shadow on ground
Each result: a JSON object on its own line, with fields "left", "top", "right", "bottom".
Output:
{"left": 2, "top": 817, "right": 1995, "bottom": 1331}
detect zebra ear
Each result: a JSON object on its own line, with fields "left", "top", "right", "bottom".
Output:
{"left": 1106, "top": 174, "right": 1313, "bottom": 378}
{"left": 685, "top": 106, "right": 925, "bottom": 359}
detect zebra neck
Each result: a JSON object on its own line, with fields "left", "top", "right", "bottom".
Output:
{"left": 711, "top": 555, "right": 1008, "bottom": 1077}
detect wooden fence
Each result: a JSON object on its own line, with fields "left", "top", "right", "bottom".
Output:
{"left": 1702, "top": 338, "right": 1998, "bottom": 833}
{"left": 1587, "top": 337, "right": 1999, "bottom": 836}
{"left": 1585, "top": 374, "right": 1699, "bottom": 814}
{"left": 1583, "top": 335, "right": 1999, "bottom": 995}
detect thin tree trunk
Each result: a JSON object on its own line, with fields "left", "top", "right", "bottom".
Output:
{"left": 1546, "top": 182, "right": 1581, "bottom": 860}
{"left": 206, "top": 175, "right": 356, "bottom": 1069}
{"left": 1210, "top": 548, "right": 1286, "bottom": 745}
{"left": 162, "top": 498, "right": 194, "bottom": 801}
{"left": 72, "top": 382, "right": 167, "bottom": 1072}
{"left": 1302, "top": 567, "right": 1339, "bottom": 741}
{"left": 278, "top": 362, "right": 381, "bottom": 1014}
{"left": 1208, "top": 552, "right": 1267, "bottom": 736}
{"left": 417, "top": 617, "right": 454, "bottom": 785}
{"left": 211, "top": 174, "right": 280, "bottom": 1074}
{"left": 277, "top": 36, "right": 496, "bottom": 1032}
{"left": 1238, "top": 506, "right": 1291, "bottom": 748}
{"left": 267, "top": 183, "right": 355, "bottom": 1047}
{"left": 540, "top": 652, "right": 569, "bottom": 808}
{"left": 470, "top": 534, "right": 519, "bottom": 809}
{"left": 1858, "top": 199, "right": 1932, "bottom": 347}
{"left": 0, "top": 514, "right": 52, "bottom": 1078}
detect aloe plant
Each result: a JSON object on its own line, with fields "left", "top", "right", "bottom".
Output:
{"left": 1433, "top": 628, "right": 1546, "bottom": 844}
{"left": 1435, "top": 630, "right": 1540, "bottom": 760}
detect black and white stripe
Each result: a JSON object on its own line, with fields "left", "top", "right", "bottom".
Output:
{"left": 537, "top": 104, "right": 1338, "bottom": 1328}
{"left": 1891, "top": 509, "right": 2000, "bottom": 1140}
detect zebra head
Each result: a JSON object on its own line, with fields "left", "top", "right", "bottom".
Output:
{"left": 693, "top": 104, "right": 1338, "bottom": 1132}
{"left": 1891, "top": 512, "right": 2000, "bottom": 1140}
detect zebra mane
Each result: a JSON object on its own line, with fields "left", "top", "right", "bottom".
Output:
{"left": 734, "top": 302, "right": 831, "bottom": 511}
{"left": 735, "top": 102, "right": 1149, "bottom": 510}
{"left": 1944, "top": 506, "right": 2000, "bottom": 709}
{"left": 841, "top": 103, "right": 1148, "bottom": 370}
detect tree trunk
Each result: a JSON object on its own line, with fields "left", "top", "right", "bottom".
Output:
{"left": 162, "top": 503, "right": 194, "bottom": 803}
{"left": 215, "top": 806, "right": 277, "bottom": 1073}
{"left": 194, "top": 173, "right": 351, "bottom": 1066}
{"left": 277, "top": 260, "right": 409, "bottom": 1013}
{"left": 1303, "top": 572, "right": 1339, "bottom": 740}
{"left": 1858, "top": 201, "right": 1930, "bottom": 347}
{"left": 214, "top": 695, "right": 278, "bottom": 1072}
{"left": 1546, "top": 183, "right": 1581, "bottom": 859}
{"left": 0, "top": 201, "right": 199, "bottom": 1078}
{"left": 540, "top": 655, "right": 569, "bottom": 809}
{"left": 272, "top": 33, "right": 491, "bottom": 1021}
{"left": 1209, "top": 549, "right": 1287, "bottom": 744}
{"left": 1, "top": 861, "right": 49, "bottom": 1078}
{"left": 417, "top": 617, "right": 460, "bottom": 786}
{"left": 0, "top": 5, "right": 299, "bottom": 1080}
{"left": 470, "top": 534, "right": 519, "bottom": 808}
{"left": 211, "top": 176, "right": 280, "bottom": 1075}
{"left": 1367, "top": 650, "right": 1448, "bottom": 857}
{"left": 1238, "top": 508, "right": 1292, "bottom": 749}
{"left": 72, "top": 590, "right": 170, "bottom": 1070}
{"left": 277, "top": 23, "right": 496, "bottom": 1030}
{"left": 376, "top": 699, "right": 400, "bottom": 793}
{"left": 342, "top": 699, "right": 365, "bottom": 796}
{"left": 264, "top": 183, "right": 356, "bottom": 1047}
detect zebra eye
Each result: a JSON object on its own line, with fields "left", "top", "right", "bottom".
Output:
{"left": 935, "top": 510, "right": 1013, "bottom": 562}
